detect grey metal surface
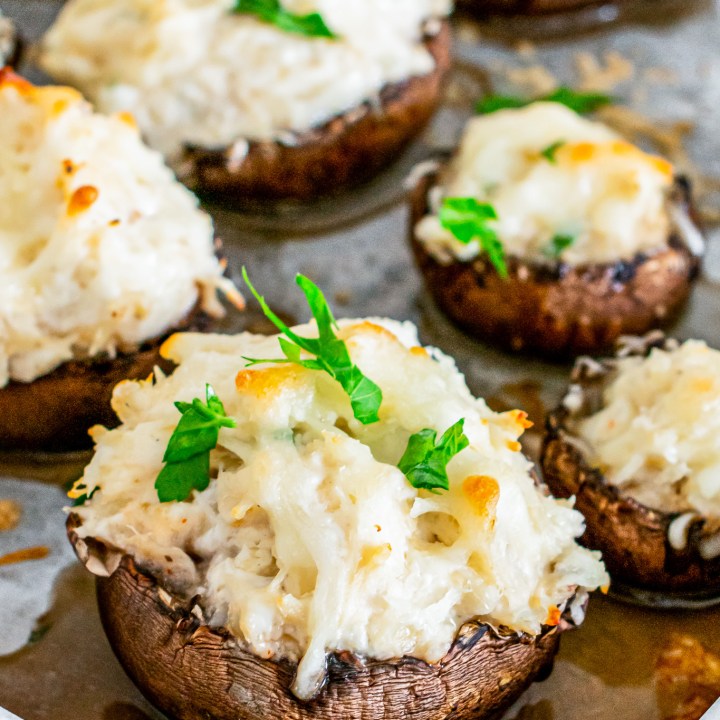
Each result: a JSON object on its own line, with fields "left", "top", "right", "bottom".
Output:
{"left": 1, "top": 0, "right": 719, "bottom": 718}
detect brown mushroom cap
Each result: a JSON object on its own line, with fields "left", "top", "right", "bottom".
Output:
{"left": 179, "top": 22, "right": 451, "bottom": 203}
{"left": 67, "top": 514, "right": 579, "bottom": 720}
{"left": 409, "top": 167, "right": 701, "bottom": 358}
{"left": 541, "top": 336, "right": 720, "bottom": 603}
{"left": 0, "top": 308, "right": 213, "bottom": 452}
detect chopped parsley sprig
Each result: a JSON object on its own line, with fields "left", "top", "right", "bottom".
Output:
{"left": 398, "top": 419, "right": 469, "bottom": 493}
{"left": 232, "top": 0, "right": 337, "bottom": 39}
{"left": 476, "top": 87, "right": 613, "bottom": 116}
{"left": 544, "top": 234, "right": 575, "bottom": 259}
{"left": 242, "top": 268, "right": 383, "bottom": 425}
{"left": 540, "top": 140, "right": 565, "bottom": 163}
{"left": 155, "top": 384, "right": 236, "bottom": 503}
{"left": 440, "top": 198, "right": 508, "bottom": 279}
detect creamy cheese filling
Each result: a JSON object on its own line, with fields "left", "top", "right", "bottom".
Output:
{"left": 0, "top": 73, "right": 239, "bottom": 387}
{"left": 415, "top": 103, "right": 675, "bottom": 266}
{"left": 41, "top": 0, "right": 450, "bottom": 161}
{"left": 74, "top": 319, "right": 608, "bottom": 700}
{"left": 577, "top": 340, "right": 720, "bottom": 518}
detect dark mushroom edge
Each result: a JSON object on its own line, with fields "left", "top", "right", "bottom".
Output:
{"left": 67, "top": 513, "right": 586, "bottom": 720}
{"left": 0, "top": 307, "right": 214, "bottom": 453}
{"left": 409, "top": 166, "right": 703, "bottom": 359}
{"left": 457, "top": 0, "right": 624, "bottom": 16}
{"left": 541, "top": 332, "right": 720, "bottom": 606}
{"left": 0, "top": 15, "right": 21, "bottom": 68}
{"left": 178, "top": 20, "right": 451, "bottom": 204}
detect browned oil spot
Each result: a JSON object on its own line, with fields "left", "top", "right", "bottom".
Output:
{"left": 0, "top": 545, "right": 50, "bottom": 566}
{"left": 510, "top": 699, "right": 554, "bottom": 719}
{"left": 0, "top": 499, "right": 22, "bottom": 532}
{"left": 103, "top": 702, "right": 156, "bottom": 720}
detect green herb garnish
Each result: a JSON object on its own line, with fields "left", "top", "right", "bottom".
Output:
{"left": 232, "top": 0, "right": 337, "bottom": 39}
{"left": 476, "top": 87, "right": 613, "bottom": 115}
{"left": 544, "top": 234, "right": 575, "bottom": 258}
{"left": 475, "top": 94, "right": 528, "bottom": 114}
{"left": 540, "top": 140, "right": 565, "bottom": 163}
{"left": 398, "top": 419, "right": 470, "bottom": 493}
{"left": 242, "top": 268, "right": 383, "bottom": 425}
{"left": 440, "top": 198, "right": 508, "bottom": 279}
{"left": 544, "top": 87, "right": 613, "bottom": 114}
{"left": 155, "top": 384, "right": 236, "bottom": 503}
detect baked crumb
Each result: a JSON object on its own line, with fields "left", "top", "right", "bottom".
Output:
{"left": 576, "top": 50, "right": 634, "bottom": 92}
{"left": 514, "top": 40, "right": 536, "bottom": 59}
{"left": 505, "top": 65, "right": 557, "bottom": 96}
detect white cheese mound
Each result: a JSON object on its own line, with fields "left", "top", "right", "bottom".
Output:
{"left": 0, "top": 73, "right": 237, "bottom": 387}
{"left": 41, "top": 0, "right": 451, "bottom": 161}
{"left": 74, "top": 319, "right": 608, "bottom": 700}
{"left": 415, "top": 103, "right": 674, "bottom": 266}
{"left": 577, "top": 340, "right": 720, "bottom": 518}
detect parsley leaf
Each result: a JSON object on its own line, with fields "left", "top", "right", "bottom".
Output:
{"left": 475, "top": 94, "right": 529, "bottom": 114}
{"left": 540, "top": 140, "right": 565, "bottom": 163}
{"left": 544, "top": 87, "right": 613, "bottom": 114}
{"left": 398, "top": 419, "right": 470, "bottom": 493}
{"left": 476, "top": 86, "right": 612, "bottom": 115}
{"left": 439, "top": 197, "right": 508, "bottom": 279}
{"left": 155, "top": 384, "right": 236, "bottom": 503}
{"left": 232, "top": 0, "right": 337, "bottom": 39}
{"left": 242, "top": 268, "right": 383, "bottom": 425}
{"left": 544, "top": 234, "right": 576, "bottom": 258}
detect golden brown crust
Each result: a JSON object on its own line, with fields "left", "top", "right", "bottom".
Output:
{"left": 67, "top": 517, "right": 570, "bottom": 720}
{"left": 0, "top": 310, "right": 213, "bottom": 453}
{"left": 540, "top": 340, "right": 720, "bottom": 598}
{"left": 409, "top": 168, "right": 701, "bottom": 358}
{"left": 179, "top": 22, "right": 451, "bottom": 203}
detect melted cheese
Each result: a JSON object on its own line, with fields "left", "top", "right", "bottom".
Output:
{"left": 0, "top": 73, "right": 238, "bottom": 386}
{"left": 577, "top": 340, "right": 720, "bottom": 517}
{"left": 74, "top": 319, "right": 607, "bottom": 700}
{"left": 415, "top": 103, "right": 674, "bottom": 266}
{"left": 41, "top": 0, "right": 450, "bottom": 161}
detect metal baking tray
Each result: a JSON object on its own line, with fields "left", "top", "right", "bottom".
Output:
{"left": 1, "top": 1, "right": 719, "bottom": 718}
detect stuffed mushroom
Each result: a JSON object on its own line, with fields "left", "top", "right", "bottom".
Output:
{"left": 40, "top": 0, "right": 452, "bottom": 202}
{"left": 67, "top": 284, "right": 608, "bottom": 720}
{"left": 542, "top": 333, "right": 720, "bottom": 604}
{"left": 0, "top": 10, "right": 20, "bottom": 67}
{"left": 0, "top": 71, "right": 241, "bottom": 451}
{"left": 410, "top": 102, "right": 703, "bottom": 357}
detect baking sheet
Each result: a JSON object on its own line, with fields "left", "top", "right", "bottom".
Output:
{"left": 1, "top": 0, "right": 720, "bottom": 718}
